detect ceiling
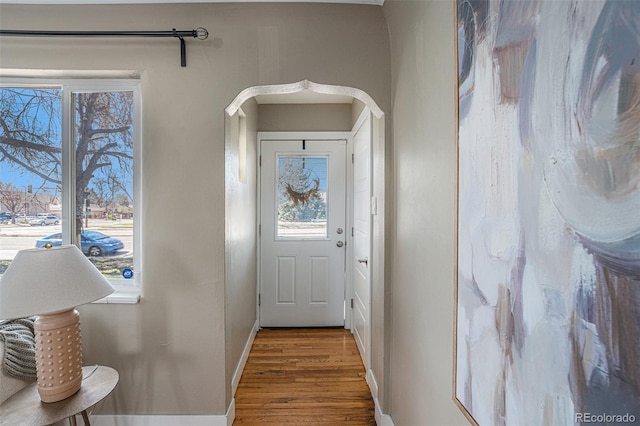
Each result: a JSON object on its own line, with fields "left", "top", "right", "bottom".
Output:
{"left": 1, "top": 0, "right": 383, "bottom": 4}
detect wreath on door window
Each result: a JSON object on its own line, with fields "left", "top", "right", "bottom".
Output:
{"left": 285, "top": 178, "right": 320, "bottom": 206}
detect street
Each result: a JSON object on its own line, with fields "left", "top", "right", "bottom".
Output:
{"left": 0, "top": 218, "right": 133, "bottom": 260}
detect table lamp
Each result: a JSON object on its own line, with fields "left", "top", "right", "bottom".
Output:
{"left": 0, "top": 245, "right": 114, "bottom": 403}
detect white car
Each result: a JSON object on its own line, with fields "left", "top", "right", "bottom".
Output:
{"left": 29, "top": 214, "right": 60, "bottom": 226}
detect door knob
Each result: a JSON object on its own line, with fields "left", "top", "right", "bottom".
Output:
{"left": 357, "top": 258, "right": 368, "bottom": 266}
{"left": 336, "top": 241, "right": 344, "bottom": 247}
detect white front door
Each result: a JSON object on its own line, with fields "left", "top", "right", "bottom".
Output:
{"left": 351, "top": 113, "right": 371, "bottom": 367}
{"left": 259, "top": 138, "right": 347, "bottom": 327}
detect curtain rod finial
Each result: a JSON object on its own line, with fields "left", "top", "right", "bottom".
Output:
{"left": 195, "top": 27, "right": 208, "bottom": 40}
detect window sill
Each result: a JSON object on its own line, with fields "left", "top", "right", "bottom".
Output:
{"left": 93, "top": 290, "right": 140, "bottom": 304}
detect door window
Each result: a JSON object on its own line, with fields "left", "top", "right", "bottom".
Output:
{"left": 276, "top": 155, "right": 328, "bottom": 239}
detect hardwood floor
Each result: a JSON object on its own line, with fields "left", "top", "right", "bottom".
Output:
{"left": 233, "top": 328, "right": 376, "bottom": 425}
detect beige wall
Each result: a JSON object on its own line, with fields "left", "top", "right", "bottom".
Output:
{"left": 1, "top": 1, "right": 476, "bottom": 423}
{"left": 0, "top": 2, "right": 389, "bottom": 415}
{"left": 383, "top": 0, "right": 468, "bottom": 424}
{"left": 224, "top": 98, "right": 258, "bottom": 407}
{"left": 258, "top": 103, "right": 353, "bottom": 131}
{"left": 351, "top": 98, "right": 367, "bottom": 126}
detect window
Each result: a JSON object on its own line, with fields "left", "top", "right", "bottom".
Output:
{"left": 0, "top": 79, "right": 141, "bottom": 290}
{"left": 276, "top": 155, "right": 328, "bottom": 239}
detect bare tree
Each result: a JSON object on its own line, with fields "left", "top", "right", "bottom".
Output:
{"left": 73, "top": 92, "right": 133, "bottom": 232}
{"left": 0, "top": 88, "right": 133, "bottom": 238}
{"left": 0, "top": 182, "right": 25, "bottom": 220}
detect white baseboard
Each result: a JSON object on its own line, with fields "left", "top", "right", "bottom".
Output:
{"left": 232, "top": 320, "right": 259, "bottom": 396}
{"left": 375, "top": 398, "right": 395, "bottom": 426}
{"left": 91, "top": 415, "right": 228, "bottom": 426}
{"left": 367, "top": 369, "right": 394, "bottom": 426}
{"left": 92, "top": 398, "right": 235, "bottom": 426}
{"left": 367, "top": 369, "right": 378, "bottom": 398}
{"left": 226, "top": 398, "right": 235, "bottom": 426}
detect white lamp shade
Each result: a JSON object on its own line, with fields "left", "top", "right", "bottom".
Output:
{"left": 0, "top": 245, "right": 115, "bottom": 320}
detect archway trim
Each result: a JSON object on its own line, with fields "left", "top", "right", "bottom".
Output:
{"left": 225, "top": 79, "right": 384, "bottom": 119}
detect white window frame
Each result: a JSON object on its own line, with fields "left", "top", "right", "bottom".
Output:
{"left": 0, "top": 76, "right": 142, "bottom": 301}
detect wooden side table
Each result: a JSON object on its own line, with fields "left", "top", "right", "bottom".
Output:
{"left": 0, "top": 365, "right": 119, "bottom": 426}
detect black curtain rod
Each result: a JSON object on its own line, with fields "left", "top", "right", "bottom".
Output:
{"left": 0, "top": 27, "right": 209, "bottom": 67}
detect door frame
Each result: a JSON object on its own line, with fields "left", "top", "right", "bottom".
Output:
{"left": 257, "top": 131, "right": 354, "bottom": 329}
{"left": 350, "top": 107, "right": 373, "bottom": 373}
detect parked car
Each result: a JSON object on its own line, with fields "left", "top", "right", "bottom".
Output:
{"left": 29, "top": 214, "right": 60, "bottom": 226}
{"left": 14, "top": 215, "right": 28, "bottom": 224}
{"left": 35, "top": 230, "right": 124, "bottom": 256}
{"left": 0, "top": 212, "right": 12, "bottom": 223}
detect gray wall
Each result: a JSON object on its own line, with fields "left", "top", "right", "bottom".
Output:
{"left": 383, "top": 1, "right": 468, "bottom": 424}
{"left": 224, "top": 98, "right": 258, "bottom": 408}
{"left": 351, "top": 99, "right": 367, "bottom": 126}
{"left": 0, "top": 2, "right": 390, "bottom": 415}
{"left": 258, "top": 103, "right": 353, "bottom": 131}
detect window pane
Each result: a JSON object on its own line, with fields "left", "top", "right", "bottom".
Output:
{"left": 74, "top": 91, "right": 134, "bottom": 281}
{"left": 0, "top": 87, "right": 63, "bottom": 275}
{"left": 277, "top": 156, "right": 328, "bottom": 239}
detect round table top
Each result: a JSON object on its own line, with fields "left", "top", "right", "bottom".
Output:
{"left": 0, "top": 365, "right": 119, "bottom": 426}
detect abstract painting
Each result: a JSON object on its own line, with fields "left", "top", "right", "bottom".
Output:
{"left": 455, "top": 1, "right": 640, "bottom": 424}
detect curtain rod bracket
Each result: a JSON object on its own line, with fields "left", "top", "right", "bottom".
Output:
{"left": 0, "top": 27, "right": 209, "bottom": 68}
{"left": 172, "top": 28, "right": 187, "bottom": 67}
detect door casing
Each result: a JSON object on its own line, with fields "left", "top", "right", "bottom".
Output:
{"left": 351, "top": 109, "right": 372, "bottom": 372}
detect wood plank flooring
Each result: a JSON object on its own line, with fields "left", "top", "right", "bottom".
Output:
{"left": 233, "top": 328, "right": 376, "bottom": 425}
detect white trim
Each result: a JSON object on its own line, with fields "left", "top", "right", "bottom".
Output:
{"left": 93, "top": 291, "right": 141, "bottom": 304}
{"left": 226, "top": 398, "right": 236, "bottom": 426}
{"left": 0, "top": 77, "right": 142, "bottom": 88}
{"left": 346, "top": 130, "right": 355, "bottom": 332}
{"left": 370, "top": 112, "right": 388, "bottom": 426}
{"left": 0, "top": 69, "right": 141, "bottom": 79}
{"left": 226, "top": 80, "right": 384, "bottom": 119}
{"left": 367, "top": 369, "right": 394, "bottom": 426}
{"left": 366, "top": 368, "right": 378, "bottom": 398}
{"left": 349, "top": 106, "right": 373, "bottom": 374}
{"left": 375, "top": 401, "right": 395, "bottom": 426}
{"left": 352, "top": 106, "right": 372, "bottom": 140}
{"left": 91, "top": 415, "right": 229, "bottom": 426}
{"left": 231, "top": 320, "right": 259, "bottom": 395}
{"left": 226, "top": 320, "right": 258, "bottom": 425}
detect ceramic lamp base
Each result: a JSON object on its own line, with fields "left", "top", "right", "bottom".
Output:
{"left": 34, "top": 309, "right": 83, "bottom": 403}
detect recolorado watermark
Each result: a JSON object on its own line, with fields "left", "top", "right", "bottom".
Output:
{"left": 575, "top": 413, "right": 636, "bottom": 423}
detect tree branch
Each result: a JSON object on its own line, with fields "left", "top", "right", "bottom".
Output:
{"left": 0, "top": 145, "right": 61, "bottom": 184}
{"left": 87, "top": 126, "right": 130, "bottom": 138}
{"left": 0, "top": 136, "right": 61, "bottom": 154}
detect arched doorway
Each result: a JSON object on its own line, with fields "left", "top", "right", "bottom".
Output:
{"left": 224, "top": 79, "right": 386, "bottom": 404}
